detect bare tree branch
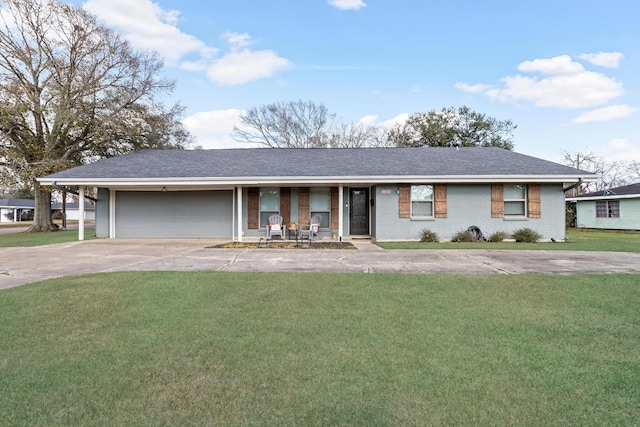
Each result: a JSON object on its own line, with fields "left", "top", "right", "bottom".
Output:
{"left": 0, "top": 0, "right": 192, "bottom": 231}
{"left": 562, "top": 150, "right": 632, "bottom": 195}
{"left": 232, "top": 100, "right": 337, "bottom": 148}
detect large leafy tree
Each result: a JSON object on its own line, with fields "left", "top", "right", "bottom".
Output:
{"left": 388, "top": 106, "right": 516, "bottom": 150}
{"left": 0, "top": 0, "right": 191, "bottom": 231}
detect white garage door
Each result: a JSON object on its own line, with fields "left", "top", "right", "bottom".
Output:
{"left": 115, "top": 190, "right": 233, "bottom": 238}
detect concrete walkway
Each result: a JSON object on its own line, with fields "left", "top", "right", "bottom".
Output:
{"left": 1, "top": 239, "right": 639, "bottom": 289}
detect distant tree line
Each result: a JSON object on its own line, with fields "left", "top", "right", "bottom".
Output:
{"left": 232, "top": 100, "right": 516, "bottom": 151}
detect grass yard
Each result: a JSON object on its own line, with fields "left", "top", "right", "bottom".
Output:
{"left": 1, "top": 227, "right": 639, "bottom": 253}
{"left": 378, "top": 229, "right": 640, "bottom": 252}
{"left": 0, "top": 227, "right": 95, "bottom": 247}
{"left": 0, "top": 221, "right": 95, "bottom": 248}
{"left": 1, "top": 272, "right": 638, "bottom": 426}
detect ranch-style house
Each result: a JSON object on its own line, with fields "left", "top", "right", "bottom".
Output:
{"left": 37, "top": 147, "right": 597, "bottom": 242}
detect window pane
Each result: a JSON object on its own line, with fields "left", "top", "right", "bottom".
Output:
{"left": 412, "top": 201, "right": 433, "bottom": 217}
{"left": 310, "top": 211, "right": 330, "bottom": 228}
{"left": 595, "top": 200, "right": 621, "bottom": 218}
{"left": 310, "top": 187, "right": 331, "bottom": 211}
{"left": 411, "top": 185, "right": 433, "bottom": 200}
{"left": 260, "top": 212, "right": 277, "bottom": 227}
{"left": 504, "top": 184, "right": 526, "bottom": 199}
{"left": 504, "top": 201, "right": 525, "bottom": 216}
{"left": 260, "top": 188, "right": 279, "bottom": 211}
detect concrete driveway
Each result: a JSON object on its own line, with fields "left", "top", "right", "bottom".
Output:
{"left": 1, "top": 239, "right": 639, "bottom": 289}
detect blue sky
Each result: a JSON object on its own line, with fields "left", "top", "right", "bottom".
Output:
{"left": 70, "top": 0, "right": 638, "bottom": 163}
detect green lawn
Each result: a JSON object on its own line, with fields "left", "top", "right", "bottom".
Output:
{"left": 0, "top": 227, "right": 95, "bottom": 247}
{"left": 1, "top": 228, "right": 639, "bottom": 253}
{"left": 1, "top": 272, "right": 638, "bottom": 426}
{"left": 378, "top": 229, "right": 640, "bottom": 252}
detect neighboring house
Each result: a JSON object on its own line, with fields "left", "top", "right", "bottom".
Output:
{"left": 37, "top": 147, "right": 596, "bottom": 241}
{"left": 566, "top": 182, "right": 640, "bottom": 231}
{"left": 0, "top": 199, "right": 34, "bottom": 223}
{"left": 51, "top": 202, "right": 96, "bottom": 221}
{"left": 0, "top": 199, "right": 95, "bottom": 223}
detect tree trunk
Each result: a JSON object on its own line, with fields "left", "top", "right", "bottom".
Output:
{"left": 28, "top": 184, "right": 58, "bottom": 232}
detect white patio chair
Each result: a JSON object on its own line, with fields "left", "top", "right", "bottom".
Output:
{"left": 267, "top": 214, "right": 285, "bottom": 240}
{"left": 299, "top": 214, "right": 322, "bottom": 242}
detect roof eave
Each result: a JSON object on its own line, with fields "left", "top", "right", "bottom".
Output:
{"left": 566, "top": 194, "right": 640, "bottom": 201}
{"left": 38, "top": 174, "right": 596, "bottom": 188}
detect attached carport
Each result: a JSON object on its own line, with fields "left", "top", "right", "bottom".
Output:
{"left": 113, "top": 190, "right": 233, "bottom": 238}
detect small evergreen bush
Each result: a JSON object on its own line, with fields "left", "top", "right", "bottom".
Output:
{"left": 512, "top": 228, "right": 541, "bottom": 243}
{"left": 419, "top": 229, "right": 439, "bottom": 242}
{"left": 451, "top": 230, "right": 476, "bottom": 242}
{"left": 488, "top": 231, "right": 509, "bottom": 242}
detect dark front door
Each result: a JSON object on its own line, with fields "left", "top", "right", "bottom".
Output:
{"left": 350, "top": 188, "right": 369, "bottom": 236}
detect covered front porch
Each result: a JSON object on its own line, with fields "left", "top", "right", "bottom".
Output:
{"left": 75, "top": 183, "right": 376, "bottom": 242}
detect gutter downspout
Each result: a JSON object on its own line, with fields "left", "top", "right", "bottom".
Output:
{"left": 51, "top": 182, "right": 98, "bottom": 202}
{"left": 563, "top": 178, "right": 583, "bottom": 193}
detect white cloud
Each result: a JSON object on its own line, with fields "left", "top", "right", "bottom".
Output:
{"left": 328, "top": 0, "right": 366, "bottom": 10}
{"left": 357, "top": 113, "right": 408, "bottom": 129}
{"left": 578, "top": 52, "right": 624, "bottom": 68}
{"left": 183, "top": 109, "right": 247, "bottom": 149}
{"left": 222, "top": 32, "right": 253, "bottom": 49}
{"left": 207, "top": 49, "right": 292, "bottom": 86}
{"left": 205, "top": 32, "right": 292, "bottom": 85}
{"left": 357, "top": 115, "right": 379, "bottom": 126}
{"left": 81, "top": 1, "right": 291, "bottom": 85}
{"left": 82, "top": 0, "right": 213, "bottom": 65}
{"left": 379, "top": 113, "right": 409, "bottom": 128}
{"left": 457, "top": 55, "right": 624, "bottom": 109}
{"left": 592, "top": 138, "right": 640, "bottom": 162}
{"left": 517, "top": 55, "right": 585, "bottom": 75}
{"left": 572, "top": 104, "right": 636, "bottom": 124}
{"left": 454, "top": 82, "right": 491, "bottom": 93}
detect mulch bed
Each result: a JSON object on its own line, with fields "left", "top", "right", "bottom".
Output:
{"left": 209, "top": 241, "right": 357, "bottom": 249}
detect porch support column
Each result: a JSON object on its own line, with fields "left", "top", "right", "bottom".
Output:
{"left": 236, "top": 186, "right": 243, "bottom": 242}
{"left": 78, "top": 186, "right": 85, "bottom": 241}
{"left": 109, "top": 189, "right": 116, "bottom": 238}
{"left": 338, "top": 184, "right": 344, "bottom": 241}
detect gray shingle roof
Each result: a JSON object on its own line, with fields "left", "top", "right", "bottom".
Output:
{"left": 570, "top": 182, "right": 640, "bottom": 199}
{"left": 42, "top": 147, "right": 591, "bottom": 180}
{"left": 0, "top": 199, "right": 94, "bottom": 209}
{"left": 0, "top": 198, "right": 35, "bottom": 208}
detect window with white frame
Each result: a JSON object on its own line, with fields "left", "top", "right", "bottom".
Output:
{"left": 411, "top": 185, "right": 433, "bottom": 218}
{"left": 310, "top": 187, "right": 331, "bottom": 228}
{"left": 259, "top": 187, "right": 279, "bottom": 227}
{"left": 596, "top": 200, "right": 619, "bottom": 218}
{"left": 504, "top": 184, "right": 527, "bottom": 217}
